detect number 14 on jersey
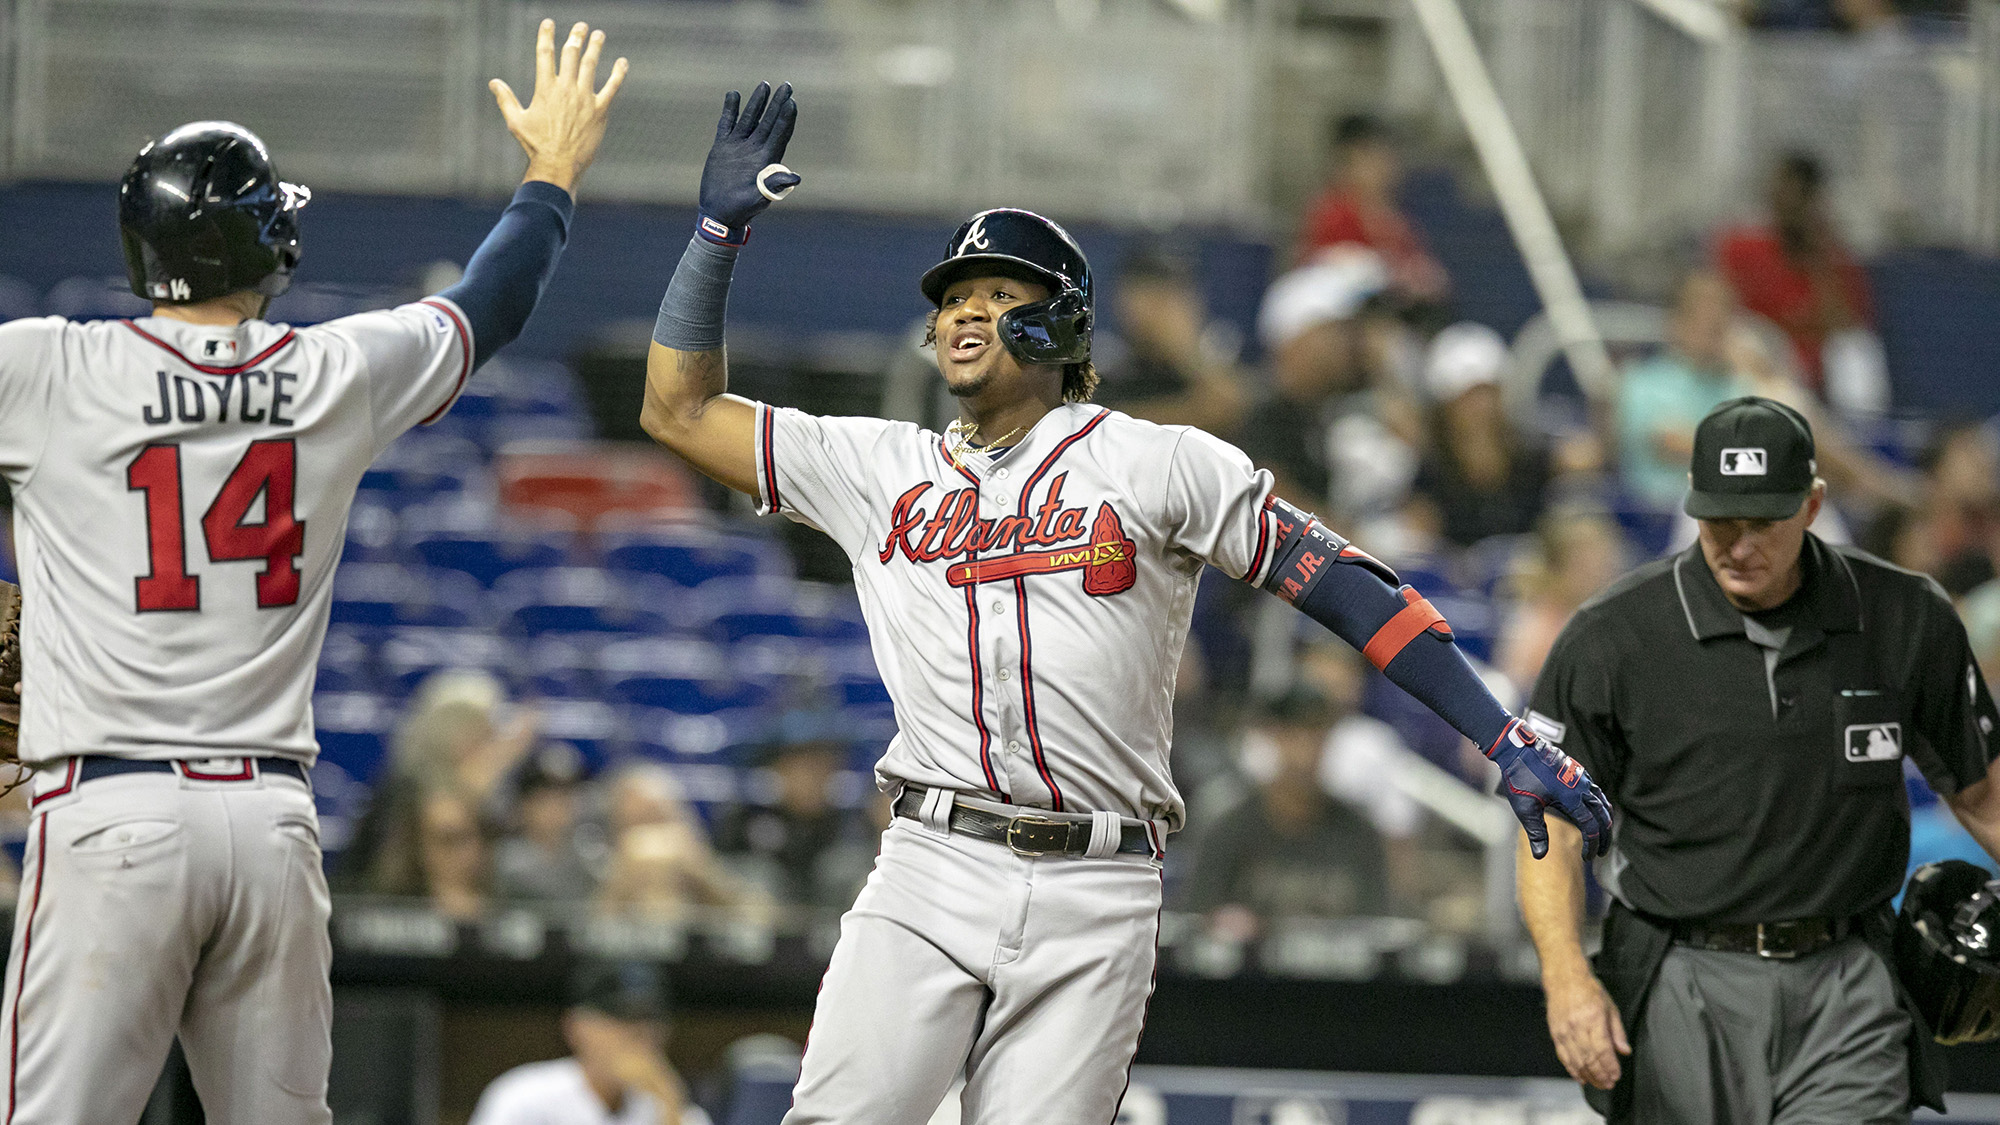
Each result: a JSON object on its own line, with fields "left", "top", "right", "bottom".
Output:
{"left": 126, "top": 440, "right": 307, "bottom": 612}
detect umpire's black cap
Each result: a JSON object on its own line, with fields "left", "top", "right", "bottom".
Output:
{"left": 1685, "top": 396, "right": 1818, "bottom": 521}
{"left": 570, "top": 960, "right": 671, "bottom": 1024}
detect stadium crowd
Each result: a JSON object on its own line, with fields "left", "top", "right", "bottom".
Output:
{"left": 222, "top": 114, "right": 1995, "bottom": 958}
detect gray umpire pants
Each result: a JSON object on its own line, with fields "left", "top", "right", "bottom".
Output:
{"left": 1633, "top": 936, "right": 1911, "bottom": 1125}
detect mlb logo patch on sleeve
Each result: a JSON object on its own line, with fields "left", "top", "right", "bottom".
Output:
{"left": 1720, "top": 448, "right": 1767, "bottom": 476}
{"left": 1844, "top": 722, "right": 1902, "bottom": 762}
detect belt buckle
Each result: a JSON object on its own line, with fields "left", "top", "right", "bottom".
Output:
{"left": 1005, "top": 815, "right": 1070, "bottom": 857}
{"left": 1755, "top": 922, "right": 1800, "bottom": 960}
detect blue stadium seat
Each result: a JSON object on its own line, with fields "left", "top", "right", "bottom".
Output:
{"left": 626, "top": 705, "right": 770, "bottom": 761}
{"left": 525, "top": 633, "right": 604, "bottom": 699}
{"left": 533, "top": 698, "right": 623, "bottom": 763}
{"left": 342, "top": 497, "right": 404, "bottom": 563}
{"left": 316, "top": 625, "right": 380, "bottom": 695}
{"left": 607, "top": 675, "right": 773, "bottom": 715}
{"left": 710, "top": 610, "right": 869, "bottom": 645}
{"left": 836, "top": 677, "right": 891, "bottom": 708}
{"left": 311, "top": 691, "right": 397, "bottom": 784}
{"left": 412, "top": 531, "right": 569, "bottom": 588}
{"left": 329, "top": 564, "right": 487, "bottom": 628}
{"left": 377, "top": 626, "right": 520, "bottom": 696}
{"left": 597, "top": 635, "right": 731, "bottom": 680}
{"left": 603, "top": 532, "right": 777, "bottom": 588}
{"left": 495, "top": 567, "right": 677, "bottom": 636}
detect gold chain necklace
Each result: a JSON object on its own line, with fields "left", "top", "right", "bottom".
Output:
{"left": 945, "top": 418, "right": 1026, "bottom": 471}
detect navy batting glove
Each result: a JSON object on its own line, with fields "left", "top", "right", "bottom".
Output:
{"left": 1487, "top": 718, "right": 1613, "bottom": 861}
{"left": 697, "top": 81, "right": 800, "bottom": 246}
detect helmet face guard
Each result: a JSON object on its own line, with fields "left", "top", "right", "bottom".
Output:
{"left": 998, "top": 286, "right": 1091, "bottom": 366}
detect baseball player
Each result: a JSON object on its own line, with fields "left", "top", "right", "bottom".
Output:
{"left": 0, "top": 21, "right": 625, "bottom": 1125}
{"left": 639, "top": 83, "right": 1613, "bottom": 1125}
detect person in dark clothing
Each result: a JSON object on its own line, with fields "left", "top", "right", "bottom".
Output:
{"left": 713, "top": 733, "right": 877, "bottom": 910}
{"left": 1410, "top": 322, "right": 1552, "bottom": 547}
{"left": 1181, "top": 686, "right": 1391, "bottom": 934}
{"left": 1091, "top": 240, "right": 1247, "bottom": 436}
{"left": 1519, "top": 397, "right": 2000, "bottom": 1124}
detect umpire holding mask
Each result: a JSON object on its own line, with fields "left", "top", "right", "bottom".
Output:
{"left": 1518, "top": 397, "right": 2000, "bottom": 1123}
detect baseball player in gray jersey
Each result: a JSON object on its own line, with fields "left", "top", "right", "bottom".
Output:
{"left": 641, "top": 84, "right": 1614, "bottom": 1125}
{"left": 0, "top": 22, "right": 625, "bottom": 1124}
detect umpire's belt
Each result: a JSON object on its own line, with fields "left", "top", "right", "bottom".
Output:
{"left": 893, "top": 785, "right": 1160, "bottom": 858}
{"left": 33, "top": 755, "right": 308, "bottom": 806}
{"left": 1672, "top": 915, "right": 1859, "bottom": 960}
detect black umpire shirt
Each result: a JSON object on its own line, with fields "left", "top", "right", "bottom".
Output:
{"left": 1528, "top": 534, "right": 1998, "bottom": 924}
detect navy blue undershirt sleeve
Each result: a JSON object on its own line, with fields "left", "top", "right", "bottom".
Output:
{"left": 1290, "top": 564, "right": 1514, "bottom": 754}
{"left": 436, "top": 180, "right": 575, "bottom": 369}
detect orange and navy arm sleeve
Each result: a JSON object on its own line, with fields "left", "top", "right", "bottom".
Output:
{"left": 1257, "top": 496, "right": 1513, "bottom": 755}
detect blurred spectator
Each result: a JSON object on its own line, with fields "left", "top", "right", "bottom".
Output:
{"left": 1092, "top": 240, "right": 1248, "bottom": 436}
{"left": 469, "top": 960, "right": 709, "bottom": 1125}
{"left": 1918, "top": 421, "right": 2000, "bottom": 571}
{"left": 1295, "top": 113, "right": 1451, "bottom": 309}
{"left": 1179, "top": 686, "right": 1391, "bottom": 938}
{"left": 597, "top": 764, "right": 767, "bottom": 921}
{"left": 1494, "top": 511, "right": 1630, "bottom": 691}
{"left": 1617, "top": 271, "right": 1754, "bottom": 511}
{"left": 1409, "top": 323, "right": 1560, "bottom": 547}
{"left": 1295, "top": 642, "right": 1425, "bottom": 893}
{"left": 421, "top": 789, "right": 492, "bottom": 921}
{"left": 714, "top": 732, "right": 878, "bottom": 911}
{"left": 337, "top": 670, "right": 537, "bottom": 889}
{"left": 494, "top": 742, "right": 604, "bottom": 904}
{"left": 1714, "top": 152, "right": 1885, "bottom": 412}
{"left": 1244, "top": 249, "right": 1420, "bottom": 517}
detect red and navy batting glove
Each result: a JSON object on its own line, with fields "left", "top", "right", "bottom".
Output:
{"left": 697, "top": 80, "right": 801, "bottom": 246}
{"left": 1487, "top": 718, "right": 1612, "bottom": 860}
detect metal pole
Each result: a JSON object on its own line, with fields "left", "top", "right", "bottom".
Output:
{"left": 1407, "top": 0, "right": 1617, "bottom": 401}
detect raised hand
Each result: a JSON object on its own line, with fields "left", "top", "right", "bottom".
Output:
{"left": 490, "top": 19, "right": 629, "bottom": 194}
{"left": 1489, "top": 719, "right": 1613, "bottom": 860}
{"left": 697, "top": 80, "right": 800, "bottom": 244}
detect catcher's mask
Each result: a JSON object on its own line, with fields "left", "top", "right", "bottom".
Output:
{"left": 920, "top": 208, "right": 1092, "bottom": 367}
{"left": 1896, "top": 859, "right": 2000, "bottom": 1044}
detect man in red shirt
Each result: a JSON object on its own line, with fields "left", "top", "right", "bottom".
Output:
{"left": 1714, "top": 153, "right": 1874, "bottom": 395}
{"left": 1296, "top": 114, "right": 1451, "bottom": 308}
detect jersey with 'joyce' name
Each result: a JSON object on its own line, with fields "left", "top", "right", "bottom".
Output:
{"left": 0, "top": 301, "right": 472, "bottom": 764}
{"left": 755, "top": 401, "right": 1283, "bottom": 832}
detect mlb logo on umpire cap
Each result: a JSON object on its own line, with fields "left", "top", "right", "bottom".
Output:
{"left": 1720, "top": 448, "right": 1767, "bottom": 476}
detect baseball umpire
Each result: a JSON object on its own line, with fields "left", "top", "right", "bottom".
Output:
{"left": 0, "top": 20, "right": 624, "bottom": 1124}
{"left": 1520, "top": 396, "right": 2000, "bottom": 1123}
{"left": 640, "top": 82, "right": 1611, "bottom": 1125}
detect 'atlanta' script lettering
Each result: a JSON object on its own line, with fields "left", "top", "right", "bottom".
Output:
{"left": 879, "top": 474, "right": 1089, "bottom": 564}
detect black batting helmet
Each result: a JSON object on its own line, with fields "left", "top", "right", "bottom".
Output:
{"left": 119, "top": 121, "right": 309, "bottom": 305}
{"left": 1896, "top": 860, "right": 2000, "bottom": 1044}
{"left": 920, "top": 208, "right": 1092, "bottom": 367}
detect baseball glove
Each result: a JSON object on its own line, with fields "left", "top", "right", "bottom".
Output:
{"left": 0, "top": 580, "right": 22, "bottom": 780}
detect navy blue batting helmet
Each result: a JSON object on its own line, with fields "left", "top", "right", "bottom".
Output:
{"left": 119, "top": 121, "right": 309, "bottom": 305}
{"left": 920, "top": 208, "right": 1092, "bottom": 367}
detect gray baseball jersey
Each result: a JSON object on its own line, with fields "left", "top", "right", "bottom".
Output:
{"left": 753, "top": 400, "right": 1281, "bottom": 834}
{"left": 0, "top": 302, "right": 472, "bottom": 764}
{"left": 0, "top": 301, "right": 470, "bottom": 1125}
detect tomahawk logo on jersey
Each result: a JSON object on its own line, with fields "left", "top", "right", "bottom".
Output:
{"left": 0, "top": 299, "right": 471, "bottom": 764}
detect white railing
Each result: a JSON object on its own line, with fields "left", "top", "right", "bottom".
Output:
{"left": 1390, "top": 0, "right": 2000, "bottom": 263}
{"left": 1, "top": 0, "right": 1276, "bottom": 226}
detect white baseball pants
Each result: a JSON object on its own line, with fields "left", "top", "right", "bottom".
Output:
{"left": 1, "top": 761, "right": 332, "bottom": 1125}
{"left": 783, "top": 815, "right": 1163, "bottom": 1125}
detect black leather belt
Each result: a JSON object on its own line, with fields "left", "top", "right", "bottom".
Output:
{"left": 72, "top": 756, "right": 306, "bottom": 786}
{"left": 1672, "top": 915, "right": 1856, "bottom": 959}
{"left": 893, "top": 787, "right": 1158, "bottom": 858}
